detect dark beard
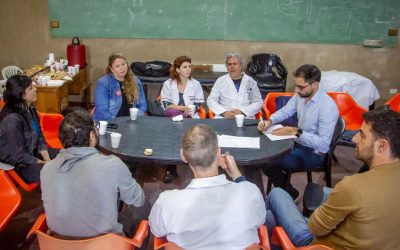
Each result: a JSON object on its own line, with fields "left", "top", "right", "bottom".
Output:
{"left": 298, "top": 92, "right": 312, "bottom": 98}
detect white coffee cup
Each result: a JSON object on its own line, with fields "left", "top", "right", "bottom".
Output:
{"left": 99, "top": 121, "right": 108, "bottom": 135}
{"left": 130, "top": 108, "right": 139, "bottom": 120}
{"left": 55, "top": 62, "right": 61, "bottom": 72}
{"left": 45, "top": 59, "right": 52, "bottom": 67}
{"left": 67, "top": 66, "right": 74, "bottom": 75}
{"left": 110, "top": 132, "right": 122, "bottom": 148}
{"left": 74, "top": 64, "right": 80, "bottom": 73}
{"left": 48, "top": 53, "right": 55, "bottom": 63}
{"left": 188, "top": 105, "right": 196, "bottom": 115}
{"left": 235, "top": 114, "right": 245, "bottom": 128}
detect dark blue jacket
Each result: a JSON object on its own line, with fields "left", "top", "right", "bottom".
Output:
{"left": 0, "top": 107, "right": 47, "bottom": 166}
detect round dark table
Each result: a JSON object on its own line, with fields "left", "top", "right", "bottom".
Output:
{"left": 98, "top": 116, "right": 293, "bottom": 195}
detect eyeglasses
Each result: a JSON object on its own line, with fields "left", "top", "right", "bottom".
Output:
{"left": 94, "top": 121, "right": 100, "bottom": 130}
{"left": 295, "top": 82, "right": 314, "bottom": 91}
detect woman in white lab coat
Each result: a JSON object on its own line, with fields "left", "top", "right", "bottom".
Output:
{"left": 160, "top": 55, "right": 205, "bottom": 183}
{"left": 207, "top": 52, "right": 263, "bottom": 118}
{"left": 160, "top": 56, "right": 204, "bottom": 118}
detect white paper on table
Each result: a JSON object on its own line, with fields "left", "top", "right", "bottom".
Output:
{"left": 262, "top": 124, "right": 297, "bottom": 141}
{"left": 217, "top": 135, "right": 260, "bottom": 149}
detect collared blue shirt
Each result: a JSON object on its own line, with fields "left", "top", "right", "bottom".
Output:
{"left": 93, "top": 74, "right": 147, "bottom": 121}
{"left": 270, "top": 88, "right": 339, "bottom": 153}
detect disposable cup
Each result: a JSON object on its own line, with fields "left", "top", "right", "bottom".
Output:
{"left": 235, "top": 114, "right": 245, "bottom": 128}
{"left": 99, "top": 121, "right": 108, "bottom": 135}
{"left": 55, "top": 62, "right": 61, "bottom": 72}
{"left": 188, "top": 105, "right": 196, "bottom": 115}
{"left": 130, "top": 108, "right": 139, "bottom": 120}
{"left": 48, "top": 53, "right": 55, "bottom": 63}
{"left": 110, "top": 132, "right": 122, "bottom": 148}
{"left": 68, "top": 66, "right": 74, "bottom": 74}
{"left": 74, "top": 64, "right": 80, "bottom": 73}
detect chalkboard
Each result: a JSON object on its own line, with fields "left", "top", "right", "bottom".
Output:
{"left": 49, "top": 0, "right": 400, "bottom": 45}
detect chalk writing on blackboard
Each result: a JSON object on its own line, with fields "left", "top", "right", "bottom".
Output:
{"left": 49, "top": 0, "right": 400, "bottom": 44}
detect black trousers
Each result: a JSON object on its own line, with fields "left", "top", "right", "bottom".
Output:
{"left": 17, "top": 148, "right": 59, "bottom": 183}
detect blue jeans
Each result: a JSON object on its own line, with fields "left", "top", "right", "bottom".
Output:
{"left": 265, "top": 187, "right": 332, "bottom": 247}
{"left": 263, "top": 143, "right": 324, "bottom": 194}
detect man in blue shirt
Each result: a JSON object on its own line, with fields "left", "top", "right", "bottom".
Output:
{"left": 258, "top": 64, "right": 339, "bottom": 200}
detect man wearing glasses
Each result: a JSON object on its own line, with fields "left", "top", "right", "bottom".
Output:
{"left": 257, "top": 64, "right": 339, "bottom": 200}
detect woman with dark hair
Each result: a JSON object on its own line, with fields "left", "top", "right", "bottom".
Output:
{"left": 93, "top": 53, "right": 147, "bottom": 121}
{"left": 160, "top": 56, "right": 205, "bottom": 183}
{"left": 0, "top": 75, "right": 55, "bottom": 182}
{"left": 160, "top": 56, "right": 205, "bottom": 118}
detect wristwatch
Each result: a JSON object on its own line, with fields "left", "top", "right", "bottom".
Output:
{"left": 296, "top": 128, "right": 303, "bottom": 138}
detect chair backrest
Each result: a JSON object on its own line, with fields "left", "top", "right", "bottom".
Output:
{"left": 38, "top": 112, "right": 64, "bottom": 149}
{"left": 319, "top": 117, "right": 345, "bottom": 187}
{"left": 326, "top": 118, "right": 346, "bottom": 158}
{"left": 272, "top": 226, "right": 333, "bottom": 250}
{"left": 2, "top": 65, "right": 23, "bottom": 80}
{"left": 6, "top": 170, "right": 39, "bottom": 192}
{"left": 327, "top": 92, "right": 367, "bottom": 130}
{"left": 153, "top": 225, "right": 270, "bottom": 250}
{"left": 263, "top": 92, "right": 294, "bottom": 118}
{"left": 197, "top": 106, "right": 207, "bottom": 119}
{"left": 0, "top": 170, "right": 22, "bottom": 232}
{"left": 27, "top": 214, "right": 149, "bottom": 250}
{"left": 385, "top": 93, "right": 400, "bottom": 112}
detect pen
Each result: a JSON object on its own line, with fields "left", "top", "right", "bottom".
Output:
{"left": 259, "top": 116, "right": 264, "bottom": 126}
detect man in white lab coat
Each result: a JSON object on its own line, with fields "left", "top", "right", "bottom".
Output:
{"left": 207, "top": 52, "right": 263, "bottom": 118}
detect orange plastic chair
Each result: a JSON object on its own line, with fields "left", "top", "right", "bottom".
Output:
{"left": 154, "top": 225, "right": 270, "bottom": 250}
{"left": 0, "top": 99, "right": 4, "bottom": 108}
{"left": 0, "top": 170, "right": 22, "bottom": 232}
{"left": 38, "top": 112, "right": 64, "bottom": 149}
{"left": 6, "top": 169, "right": 39, "bottom": 192}
{"left": 197, "top": 106, "right": 207, "bottom": 119}
{"left": 208, "top": 110, "right": 263, "bottom": 119}
{"left": 262, "top": 92, "right": 295, "bottom": 118}
{"left": 385, "top": 93, "right": 400, "bottom": 112}
{"left": 272, "top": 226, "right": 333, "bottom": 250}
{"left": 27, "top": 214, "right": 149, "bottom": 250}
{"left": 327, "top": 92, "right": 367, "bottom": 131}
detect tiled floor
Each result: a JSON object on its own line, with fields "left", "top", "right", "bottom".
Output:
{"left": 0, "top": 145, "right": 363, "bottom": 250}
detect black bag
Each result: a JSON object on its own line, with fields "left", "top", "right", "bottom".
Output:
{"left": 146, "top": 100, "right": 164, "bottom": 117}
{"left": 247, "top": 54, "right": 287, "bottom": 84}
{"left": 131, "top": 61, "right": 171, "bottom": 77}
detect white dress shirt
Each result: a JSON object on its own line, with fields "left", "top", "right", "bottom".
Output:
{"left": 270, "top": 88, "right": 339, "bottom": 153}
{"left": 149, "top": 174, "right": 266, "bottom": 250}
{"left": 207, "top": 73, "right": 263, "bottom": 118}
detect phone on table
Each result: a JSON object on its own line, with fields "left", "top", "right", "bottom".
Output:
{"left": 107, "top": 123, "right": 118, "bottom": 129}
{"left": 243, "top": 119, "right": 259, "bottom": 126}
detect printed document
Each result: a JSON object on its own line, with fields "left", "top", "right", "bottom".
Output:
{"left": 262, "top": 124, "right": 297, "bottom": 141}
{"left": 217, "top": 135, "right": 260, "bottom": 149}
